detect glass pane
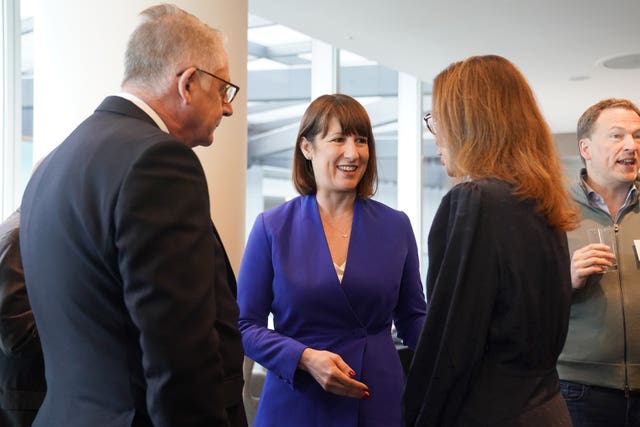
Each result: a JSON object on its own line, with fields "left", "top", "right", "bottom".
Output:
{"left": 246, "top": 14, "right": 312, "bottom": 234}
{"left": 20, "top": 3, "right": 34, "bottom": 193}
{"left": 339, "top": 48, "right": 398, "bottom": 208}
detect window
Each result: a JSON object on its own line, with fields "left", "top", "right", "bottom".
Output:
{"left": 246, "top": 14, "right": 448, "bottom": 271}
{"left": 1, "top": 0, "right": 33, "bottom": 218}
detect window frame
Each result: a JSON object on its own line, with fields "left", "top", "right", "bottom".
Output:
{"left": 1, "top": 0, "right": 22, "bottom": 219}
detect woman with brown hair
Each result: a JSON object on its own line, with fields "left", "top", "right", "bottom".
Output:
{"left": 238, "top": 94, "right": 426, "bottom": 426}
{"left": 404, "top": 55, "right": 578, "bottom": 426}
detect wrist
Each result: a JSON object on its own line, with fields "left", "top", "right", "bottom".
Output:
{"left": 297, "top": 347, "right": 312, "bottom": 371}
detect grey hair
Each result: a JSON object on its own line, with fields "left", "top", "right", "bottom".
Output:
{"left": 122, "top": 4, "right": 226, "bottom": 96}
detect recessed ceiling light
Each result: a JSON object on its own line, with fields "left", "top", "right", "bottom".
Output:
{"left": 569, "top": 75, "right": 590, "bottom": 81}
{"left": 601, "top": 53, "right": 640, "bottom": 70}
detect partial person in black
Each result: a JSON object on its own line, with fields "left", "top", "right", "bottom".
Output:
{"left": 0, "top": 209, "right": 45, "bottom": 427}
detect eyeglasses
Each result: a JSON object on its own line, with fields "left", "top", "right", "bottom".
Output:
{"left": 424, "top": 113, "right": 436, "bottom": 135}
{"left": 177, "top": 67, "right": 240, "bottom": 104}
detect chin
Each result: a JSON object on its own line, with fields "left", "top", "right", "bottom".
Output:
{"left": 197, "top": 134, "right": 215, "bottom": 147}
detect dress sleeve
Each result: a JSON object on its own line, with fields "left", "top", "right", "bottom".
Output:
{"left": 392, "top": 211, "right": 427, "bottom": 349}
{"left": 237, "top": 214, "right": 307, "bottom": 389}
{"left": 114, "top": 142, "right": 230, "bottom": 426}
{"left": 404, "top": 183, "right": 499, "bottom": 426}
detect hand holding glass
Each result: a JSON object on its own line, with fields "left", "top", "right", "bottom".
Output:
{"left": 586, "top": 226, "right": 618, "bottom": 272}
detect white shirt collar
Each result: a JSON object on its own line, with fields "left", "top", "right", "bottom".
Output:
{"left": 116, "top": 92, "right": 169, "bottom": 134}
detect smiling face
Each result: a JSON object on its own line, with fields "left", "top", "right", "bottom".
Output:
{"left": 580, "top": 107, "right": 640, "bottom": 192}
{"left": 300, "top": 116, "right": 369, "bottom": 198}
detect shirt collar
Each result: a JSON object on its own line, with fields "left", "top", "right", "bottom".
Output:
{"left": 580, "top": 169, "right": 638, "bottom": 215}
{"left": 116, "top": 92, "right": 169, "bottom": 134}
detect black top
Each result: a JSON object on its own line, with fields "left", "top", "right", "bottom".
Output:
{"left": 404, "top": 178, "right": 572, "bottom": 426}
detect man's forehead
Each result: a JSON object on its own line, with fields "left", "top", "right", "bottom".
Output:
{"left": 596, "top": 108, "right": 640, "bottom": 128}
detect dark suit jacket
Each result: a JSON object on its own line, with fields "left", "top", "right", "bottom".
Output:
{"left": 19, "top": 97, "right": 247, "bottom": 427}
{"left": 0, "top": 210, "right": 45, "bottom": 427}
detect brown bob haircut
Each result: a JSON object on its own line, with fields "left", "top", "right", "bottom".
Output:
{"left": 432, "top": 55, "right": 578, "bottom": 231}
{"left": 292, "top": 94, "right": 378, "bottom": 197}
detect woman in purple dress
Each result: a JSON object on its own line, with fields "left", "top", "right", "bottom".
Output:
{"left": 238, "top": 94, "right": 426, "bottom": 426}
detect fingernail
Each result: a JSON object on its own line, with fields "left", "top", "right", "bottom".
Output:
{"left": 361, "top": 391, "right": 370, "bottom": 400}
{"left": 349, "top": 370, "right": 355, "bottom": 377}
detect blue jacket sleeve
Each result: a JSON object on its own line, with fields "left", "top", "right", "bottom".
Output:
{"left": 237, "top": 214, "right": 307, "bottom": 389}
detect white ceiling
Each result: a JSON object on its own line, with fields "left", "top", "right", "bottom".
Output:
{"left": 249, "top": 0, "right": 640, "bottom": 134}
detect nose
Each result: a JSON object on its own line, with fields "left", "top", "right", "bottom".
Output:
{"left": 622, "top": 133, "right": 639, "bottom": 151}
{"left": 222, "top": 101, "right": 233, "bottom": 117}
{"left": 343, "top": 137, "right": 359, "bottom": 160}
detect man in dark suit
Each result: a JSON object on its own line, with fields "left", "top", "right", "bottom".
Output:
{"left": 0, "top": 209, "right": 45, "bottom": 427}
{"left": 19, "top": 4, "right": 246, "bottom": 427}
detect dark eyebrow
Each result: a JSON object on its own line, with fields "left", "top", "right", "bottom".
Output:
{"left": 326, "top": 132, "right": 344, "bottom": 138}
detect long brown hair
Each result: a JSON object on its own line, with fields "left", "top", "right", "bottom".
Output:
{"left": 432, "top": 55, "right": 578, "bottom": 231}
{"left": 292, "top": 94, "right": 378, "bottom": 197}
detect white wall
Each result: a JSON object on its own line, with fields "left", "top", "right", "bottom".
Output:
{"left": 33, "top": 0, "right": 248, "bottom": 272}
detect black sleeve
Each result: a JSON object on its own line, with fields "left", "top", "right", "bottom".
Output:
{"left": 404, "top": 183, "right": 499, "bottom": 426}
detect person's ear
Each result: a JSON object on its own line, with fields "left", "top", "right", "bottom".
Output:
{"left": 177, "top": 67, "right": 198, "bottom": 104}
{"left": 579, "top": 137, "right": 591, "bottom": 161}
{"left": 300, "top": 137, "right": 313, "bottom": 160}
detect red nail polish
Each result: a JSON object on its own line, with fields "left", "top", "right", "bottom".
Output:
{"left": 349, "top": 370, "right": 355, "bottom": 377}
{"left": 361, "top": 391, "right": 370, "bottom": 400}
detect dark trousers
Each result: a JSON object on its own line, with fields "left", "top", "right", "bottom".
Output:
{"left": 561, "top": 380, "right": 640, "bottom": 427}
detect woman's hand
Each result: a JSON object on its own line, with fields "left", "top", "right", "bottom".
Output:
{"left": 570, "top": 243, "right": 616, "bottom": 289}
{"left": 297, "top": 348, "right": 370, "bottom": 399}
